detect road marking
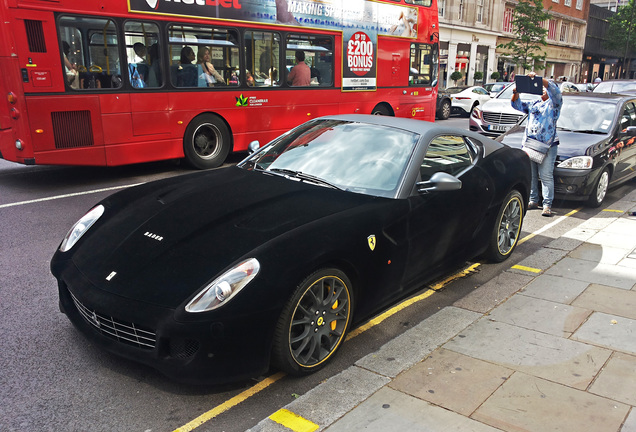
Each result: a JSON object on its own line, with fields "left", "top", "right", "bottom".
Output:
{"left": 269, "top": 409, "right": 319, "bottom": 432}
{"left": 171, "top": 372, "right": 286, "bottom": 432}
{"left": 518, "top": 207, "right": 582, "bottom": 245}
{"left": 602, "top": 209, "right": 624, "bottom": 213}
{"left": 512, "top": 265, "right": 542, "bottom": 273}
{"left": 0, "top": 184, "right": 141, "bottom": 209}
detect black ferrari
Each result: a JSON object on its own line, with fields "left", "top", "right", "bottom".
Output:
{"left": 51, "top": 115, "right": 530, "bottom": 384}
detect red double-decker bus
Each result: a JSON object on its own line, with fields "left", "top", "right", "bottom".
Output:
{"left": 0, "top": 0, "right": 439, "bottom": 169}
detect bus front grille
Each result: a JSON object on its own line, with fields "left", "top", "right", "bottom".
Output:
{"left": 51, "top": 111, "right": 95, "bottom": 149}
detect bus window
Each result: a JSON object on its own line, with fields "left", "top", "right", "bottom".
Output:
{"left": 245, "top": 31, "right": 281, "bottom": 87}
{"left": 405, "top": 0, "right": 433, "bottom": 6}
{"left": 59, "top": 16, "right": 123, "bottom": 90}
{"left": 124, "top": 22, "right": 162, "bottom": 89}
{"left": 286, "top": 35, "right": 333, "bottom": 87}
{"left": 168, "top": 25, "right": 239, "bottom": 88}
{"left": 409, "top": 43, "right": 438, "bottom": 86}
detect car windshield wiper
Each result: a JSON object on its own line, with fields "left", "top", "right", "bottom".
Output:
{"left": 268, "top": 168, "right": 343, "bottom": 190}
{"left": 571, "top": 129, "right": 607, "bottom": 134}
{"left": 557, "top": 127, "right": 572, "bottom": 131}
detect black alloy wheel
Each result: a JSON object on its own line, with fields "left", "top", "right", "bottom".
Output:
{"left": 272, "top": 269, "right": 352, "bottom": 375}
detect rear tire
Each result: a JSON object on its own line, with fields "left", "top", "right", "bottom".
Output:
{"left": 437, "top": 99, "right": 451, "bottom": 120}
{"left": 586, "top": 167, "right": 610, "bottom": 208}
{"left": 485, "top": 190, "right": 524, "bottom": 262}
{"left": 467, "top": 102, "right": 478, "bottom": 118}
{"left": 371, "top": 105, "right": 391, "bottom": 116}
{"left": 272, "top": 268, "right": 353, "bottom": 376}
{"left": 183, "top": 114, "right": 231, "bottom": 169}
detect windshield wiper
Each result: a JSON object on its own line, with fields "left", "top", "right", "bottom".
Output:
{"left": 268, "top": 168, "right": 343, "bottom": 190}
{"left": 571, "top": 130, "right": 607, "bottom": 134}
{"left": 557, "top": 127, "right": 572, "bottom": 131}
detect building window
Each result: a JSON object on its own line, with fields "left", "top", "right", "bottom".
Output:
{"left": 458, "top": 0, "right": 464, "bottom": 21}
{"left": 560, "top": 22, "right": 569, "bottom": 43}
{"left": 548, "top": 19, "right": 557, "bottom": 40}
{"left": 439, "top": 0, "right": 445, "bottom": 17}
{"left": 576, "top": 0, "right": 583, "bottom": 9}
{"left": 476, "top": 0, "right": 484, "bottom": 23}
{"left": 571, "top": 26, "right": 579, "bottom": 45}
{"left": 503, "top": 7, "right": 514, "bottom": 33}
{"left": 564, "top": 0, "right": 571, "bottom": 6}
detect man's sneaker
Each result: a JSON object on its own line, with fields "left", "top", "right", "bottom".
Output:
{"left": 528, "top": 201, "right": 539, "bottom": 210}
{"left": 542, "top": 206, "right": 552, "bottom": 217}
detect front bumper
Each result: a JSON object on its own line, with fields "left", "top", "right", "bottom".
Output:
{"left": 54, "top": 260, "right": 276, "bottom": 385}
{"left": 554, "top": 167, "right": 599, "bottom": 201}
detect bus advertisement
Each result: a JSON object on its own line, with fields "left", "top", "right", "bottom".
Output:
{"left": 0, "top": 0, "right": 439, "bottom": 169}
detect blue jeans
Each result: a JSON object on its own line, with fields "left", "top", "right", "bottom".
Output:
{"left": 529, "top": 145, "right": 558, "bottom": 208}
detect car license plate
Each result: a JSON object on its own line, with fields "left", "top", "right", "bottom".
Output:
{"left": 488, "top": 124, "right": 511, "bottom": 132}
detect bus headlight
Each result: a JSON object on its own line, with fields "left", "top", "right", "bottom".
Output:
{"left": 557, "top": 156, "right": 593, "bottom": 169}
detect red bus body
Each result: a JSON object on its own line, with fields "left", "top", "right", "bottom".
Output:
{"left": 0, "top": 0, "right": 439, "bottom": 167}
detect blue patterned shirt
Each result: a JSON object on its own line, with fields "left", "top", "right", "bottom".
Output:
{"left": 511, "top": 81, "right": 562, "bottom": 147}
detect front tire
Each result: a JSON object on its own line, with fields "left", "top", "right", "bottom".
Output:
{"left": 485, "top": 190, "right": 524, "bottom": 262}
{"left": 272, "top": 269, "right": 353, "bottom": 376}
{"left": 586, "top": 167, "right": 610, "bottom": 208}
{"left": 183, "top": 114, "right": 231, "bottom": 169}
{"left": 437, "top": 99, "right": 451, "bottom": 120}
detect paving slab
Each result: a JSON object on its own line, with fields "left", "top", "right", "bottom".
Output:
{"left": 519, "top": 273, "right": 589, "bottom": 305}
{"left": 472, "top": 372, "right": 630, "bottom": 432}
{"left": 486, "top": 294, "right": 591, "bottom": 337}
{"left": 586, "top": 230, "right": 636, "bottom": 251}
{"left": 324, "top": 387, "right": 501, "bottom": 432}
{"left": 589, "top": 352, "right": 636, "bottom": 406}
{"left": 572, "top": 312, "right": 636, "bottom": 354}
{"left": 444, "top": 319, "right": 612, "bottom": 389}
{"left": 572, "top": 284, "right": 636, "bottom": 320}
{"left": 389, "top": 348, "right": 513, "bottom": 416}
{"left": 622, "top": 409, "right": 636, "bottom": 432}
{"left": 546, "top": 257, "right": 636, "bottom": 290}
{"left": 355, "top": 307, "right": 480, "bottom": 378}
{"left": 569, "top": 242, "right": 633, "bottom": 265}
{"left": 545, "top": 235, "right": 584, "bottom": 252}
{"left": 453, "top": 272, "right": 534, "bottom": 314}
{"left": 507, "top": 247, "right": 569, "bottom": 275}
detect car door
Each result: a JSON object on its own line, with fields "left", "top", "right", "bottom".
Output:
{"left": 402, "top": 134, "right": 493, "bottom": 287}
{"left": 612, "top": 101, "right": 636, "bottom": 184}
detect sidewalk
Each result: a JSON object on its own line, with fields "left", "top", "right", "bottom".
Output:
{"left": 249, "top": 188, "right": 636, "bottom": 432}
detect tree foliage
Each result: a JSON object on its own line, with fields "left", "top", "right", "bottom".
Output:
{"left": 604, "top": 0, "right": 636, "bottom": 77}
{"left": 450, "top": 71, "right": 463, "bottom": 85}
{"left": 497, "top": 0, "right": 551, "bottom": 72}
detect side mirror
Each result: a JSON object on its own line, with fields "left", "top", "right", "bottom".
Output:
{"left": 417, "top": 172, "right": 462, "bottom": 194}
{"left": 431, "top": 79, "right": 438, "bottom": 88}
{"left": 620, "top": 126, "right": 636, "bottom": 137}
{"left": 248, "top": 140, "right": 260, "bottom": 154}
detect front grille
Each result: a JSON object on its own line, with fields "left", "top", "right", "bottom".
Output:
{"left": 169, "top": 339, "right": 200, "bottom": 359}
{"left": 70, "top": 292, "right": 156, "bottom": 350}
{"left": 483, "top": 112, "right": 523, "bottom": 125}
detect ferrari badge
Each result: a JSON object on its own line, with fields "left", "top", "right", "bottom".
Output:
{"left": 367, "top": 235, "right": 376, "bottom": 251}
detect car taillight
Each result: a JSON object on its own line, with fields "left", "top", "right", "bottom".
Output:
{"left": 454, "top": 97, "right": 471, "bottom": 100}
{"left": 7, "top": 92, "right": 17, "bottom": 104}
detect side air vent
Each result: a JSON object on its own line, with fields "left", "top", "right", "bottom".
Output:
{"left": 24, "top": 20, "right": 46, "bottom": 53}
{"left": 51, "top": 111, "right": 94, "bottom": 149}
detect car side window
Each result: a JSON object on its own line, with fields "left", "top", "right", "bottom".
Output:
{"left": 625, "top": 102, "right": 636, "bottom": 127}
{"left": 420, "top": 135, "right": 476, "bottom": 181}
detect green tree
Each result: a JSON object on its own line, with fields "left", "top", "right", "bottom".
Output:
{"left": 450, "top": 71, "right": 463, "bottom": 85}
{"left": 497, "top": 0, "right": 551, "bottom": 73}
{"left": 491, "top": 71, "right": 501, "bottom": 81}
{"left": 604, "top": 0, "right": 636, "bottom": 78}
{"left": 474, "top": 71, "right": 484, "bottom": 82}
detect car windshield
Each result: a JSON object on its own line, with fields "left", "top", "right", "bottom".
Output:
{"left": 557, "top": 99, "right": 617, "bottom": 133}
{"left": 446, "top": 87, "right": 467, "bottom": 94}
{"left": 594, "top": 81, "right": 636, "bottom": 93}
{"left": 239, "top": 119, "right": 419, "bottom": 198}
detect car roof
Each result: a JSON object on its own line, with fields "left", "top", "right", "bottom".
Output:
{"left": 562, "top": 92, "right": 633, "bottom": 102}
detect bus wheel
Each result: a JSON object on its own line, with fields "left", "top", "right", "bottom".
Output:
{"left": 371, "top": 105, "right": 391, "bottom": 116}
{"left": 184, "top": 114, "right": 231, "bottom": 169}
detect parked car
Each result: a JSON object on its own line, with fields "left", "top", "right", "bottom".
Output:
{"left": 593, "top": 79, "right": 636, "bottom": 94}
{"left": 470, "top": 81, "right": 579, "bottom": 137}
{"left": 446, "top": 86, "right": 492, "bottom": 116}
{"left": 436, "top": 89, "right": 452, "bottom": 120}
{"left": 51, "top": 114, "right": 530, "bottom": 385}
{"left": 483, "top": 82, "right": 511, "bottom": 97}
{"left": 498, "top": 93, "right": 636, "bottom": 207}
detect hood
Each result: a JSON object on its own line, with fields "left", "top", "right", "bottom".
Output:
{"left": 499, "top": 129, "right": 610, "bottom": 160}
{"left": 73, "top": 167, "right": 375, "bottom": 307}
{"left": 480, "top": 98, "right": 518, "bottom": 115}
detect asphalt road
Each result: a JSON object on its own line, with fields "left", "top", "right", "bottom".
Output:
{"left": 1, "top": 115, "right": 634, "bottom": 432}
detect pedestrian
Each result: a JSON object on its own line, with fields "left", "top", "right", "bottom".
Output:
{"left": 594, "top": 76, "right": 602, "bottom": 84}
{"left": 511, "top": 72, "right": 563, "bottom": 217}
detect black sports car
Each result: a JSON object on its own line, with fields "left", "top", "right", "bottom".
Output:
{"left": 51, "top": 115, "right": 530, "bottom": 384}
{"left": 498, "top": 93, "right": 636, "bottom": 207}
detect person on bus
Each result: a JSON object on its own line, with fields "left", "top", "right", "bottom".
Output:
{"left": 62, "top": 41, "right": 78, "bottom": 89}
{"left": 177, "top": 46, "right": 197, "bottom": 87}
{"left": 287, "top": 51, "right": 311, "bottom": 86}
{"left": 133, "top": 42, "right": 147, "bottom": 64}
{"left": 264, "top": 68, "right": 278, "bottom": 86}
{"left": 180, "top": 46, "right": 195, "bottom": 65}
{"left": 196, "top": 47, "right": 224, "bottom": 86}
{"left": 146, "top": 43, "right": 162, "bottom": 88}
{"left": 130, "top": 42, "right": 148, "bottom": 87}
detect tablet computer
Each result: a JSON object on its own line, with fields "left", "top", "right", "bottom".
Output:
{"left": 514, "top": 75, "right": 544, "bottom": 95}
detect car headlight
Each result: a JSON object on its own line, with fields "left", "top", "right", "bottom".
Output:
{"left": 557, "top": 156, "right": 593, "bottom": 169}
{"left": 185, "top": 258, "right": 260, "bottom": 313}
{"left": 471, "top": 106, "right": 482, "bottom": 119}
{"left": 59, "top": 205, "right": 105, "bottom": 252}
